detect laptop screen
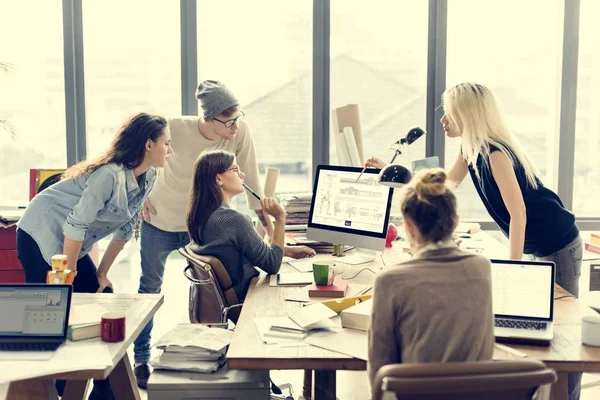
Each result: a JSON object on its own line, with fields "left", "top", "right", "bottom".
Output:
{"left": 490, "top": 260, "right": 554, "bottom": 321}
{"left": 0, "top": 284, "right": 72, "bottom": 338}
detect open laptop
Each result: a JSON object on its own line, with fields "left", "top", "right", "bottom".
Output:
{"left": 0, "top": 284, "right": 72, "bottom": 351}
{"left": 491, "top": 259, "right": 555, "bottom": 345}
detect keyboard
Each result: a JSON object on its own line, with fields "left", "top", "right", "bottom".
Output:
{"left": 495, "top": 318, "right": 547, "bottom": 331}
{"left": 0, "top": 342, "right": 61, "bottom": 351}
{"left": 287, "top": 258, "right": 316, "bottom": 272}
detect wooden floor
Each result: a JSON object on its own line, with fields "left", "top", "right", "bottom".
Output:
{"left": 104, "top": 239, "right": 600, "bottom": 400}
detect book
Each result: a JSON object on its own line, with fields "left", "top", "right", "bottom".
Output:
{"left": 67, "top": 322, "right": 101, "bottom": 341}
{"left": 455, "top": 222, "right": 481, "bottom": 234}
{"left": 155, "top": 323, "right": 234, "bottom": 353}
{"left": 307, "top": 276, "right": 349, "bottom": 298}
{"left": 340, "top": 298, "right": 373, "bottom": 331}
{"left": 66, "top": 303, "right": 107, "bottom": 341}
{"left": 585, "top": 242, "right": 600, "bottom": 255}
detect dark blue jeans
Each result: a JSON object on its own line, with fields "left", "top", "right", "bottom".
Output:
{"left": 133, "top": 221, "right": 190, "bottom": 364}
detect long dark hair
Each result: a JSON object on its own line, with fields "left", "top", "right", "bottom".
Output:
{"left": 187, "top": 150, "right": 235, "bottom": 244}
{"left": 62, "top": 113, "right": 168, "bottom": 179}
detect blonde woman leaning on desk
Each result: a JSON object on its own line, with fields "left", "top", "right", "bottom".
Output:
{"left": 368, "top": 169, "right": 494, "bottom": 385}
{"left": 367, "top": 83, "right": 582, "bottom": 299}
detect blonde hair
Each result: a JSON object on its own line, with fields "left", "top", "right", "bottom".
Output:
{"left": 400, "top": 168, "right": 458, "bottom": 243}
{"left": 442, "top": 82, "right": 539, "bottom": 189}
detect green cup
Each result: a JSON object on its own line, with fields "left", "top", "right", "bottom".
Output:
{"left": 313, "top": 261, "right": 335, "bottom": 286}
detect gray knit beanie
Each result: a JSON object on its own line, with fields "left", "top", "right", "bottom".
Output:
{"left": 195, "top": 80, "right": 239, "bottom": 121}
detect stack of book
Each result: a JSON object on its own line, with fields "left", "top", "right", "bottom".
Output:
{"left": 585, "top": 233, "right": 600, "bottom": 254}
{"left": 279, "top": 192, "right": 312, "bottom": 233}
{"left": 150, "top": 323, "right": 233, "bottom": 373}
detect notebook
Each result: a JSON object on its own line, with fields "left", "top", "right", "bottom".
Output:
{"left": 0, "top": 284, "right": 72, "bottom": 352}
{"left": 491, "top": 259, "right": 555, "bottom": 345}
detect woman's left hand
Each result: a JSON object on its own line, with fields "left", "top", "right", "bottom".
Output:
{"left": 285, "top": 245, "right": 316, "bottom": 259}
{"left": 96, "top": 274, "right": 113, "bottom": 293}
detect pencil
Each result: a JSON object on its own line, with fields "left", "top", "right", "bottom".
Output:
{"left": 242, "top": 182, "right": 262, "bottom": 201}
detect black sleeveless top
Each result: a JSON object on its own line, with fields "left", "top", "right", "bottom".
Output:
{"left": 467, "top": 143, "right": 578, "bottom": 257}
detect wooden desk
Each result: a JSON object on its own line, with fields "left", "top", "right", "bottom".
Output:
{"left": 226, "top": 232, "right": 600, "bottom": 400}
{"left": 5, "top": 293, "right": 163, "bottom": 400}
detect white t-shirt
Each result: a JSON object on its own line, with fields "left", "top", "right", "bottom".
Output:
{"left": 148, "top": 116, "right": 263, "bottom": 232}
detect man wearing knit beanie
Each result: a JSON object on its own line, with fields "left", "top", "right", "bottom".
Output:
{"left": 131, "top": 80, "right": 314, "bottom": 388}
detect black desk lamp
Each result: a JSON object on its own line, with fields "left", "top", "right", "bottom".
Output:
{"left": 378, "top": 127, "right": 426, "bottom": 188}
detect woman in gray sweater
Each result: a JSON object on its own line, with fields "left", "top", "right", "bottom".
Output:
{"left": 368, "top": 168, "right": 494, "bottom": 385}
{"left": 186, "top": 150, "right": 314, "bottom": 301}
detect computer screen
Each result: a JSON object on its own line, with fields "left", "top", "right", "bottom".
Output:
{"left": 0, "top": 285, "right": 71, "bottom": 338}
{"left": 491, "top": 260, "right": 554, "bottom": 320}
{"left": 307, "top": 165, "right": 394, "bottom": 253}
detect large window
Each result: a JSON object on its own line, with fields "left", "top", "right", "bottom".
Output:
{"left": 446, "top": 0, "right": 563, "bottom": 220}
{"left": 574, "top": 0, "right": 600, "bottom": 217}
{"left": 330, "top": 0, "right": 428, "bottom": 169}
{"left": 0, "top": 3, "right": 66, "bottom": 205}
{"left": 83, "top": 1, "right": 181, "bottom": 159}
{"left": 197, "top": 0, "right": 312, "bottom": 213}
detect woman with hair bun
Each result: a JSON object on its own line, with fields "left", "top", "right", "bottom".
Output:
{"left": 368, "top": 168, "right": 494, "bottom": 385}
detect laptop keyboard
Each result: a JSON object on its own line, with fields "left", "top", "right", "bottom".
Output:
{"left": 0, "top": 342, "right": 61, "bottom": 351}
{"left": 495, "top": 319, "right": 547, "bottom": 331}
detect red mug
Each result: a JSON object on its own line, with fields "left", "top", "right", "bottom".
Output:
{"left": 101, "top": 312, "right": 126, "bottom": 342}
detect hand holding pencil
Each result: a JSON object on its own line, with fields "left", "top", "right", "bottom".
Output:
{"left": 356, "top": 156, "right": 388, "bottom": 182}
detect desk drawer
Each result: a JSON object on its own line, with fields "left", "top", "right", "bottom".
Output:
{"left": 0, "top": 250, "right": 22, "bottom": 271}
{"left": 0, "top": 226, "right": 17, "bottom": 250}
{"left": 0, "top": 270, "right": 25, "bottom": 283}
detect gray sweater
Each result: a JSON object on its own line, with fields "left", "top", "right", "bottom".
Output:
{"left": 368, "top": 244, "right": 494, "bottom": 384}
{"left": 189, "top": 205, "right": 284, "bottom": 301}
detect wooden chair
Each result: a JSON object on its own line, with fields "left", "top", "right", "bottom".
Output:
{"left": 178, "top": 245, "right": 242, "bottom": 324}
{"left": 372, "top": 360, "right": 556, "bottom": 400}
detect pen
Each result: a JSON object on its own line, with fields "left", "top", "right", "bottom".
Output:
{"left": 242, "top": 182, "right": 262, "bottom": 201}
{"left": 356, "top": 156, "right": 375, "bottom": 182}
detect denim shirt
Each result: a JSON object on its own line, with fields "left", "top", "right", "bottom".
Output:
{"left": 18, "top": 163, "right": 156, "bottom": 264}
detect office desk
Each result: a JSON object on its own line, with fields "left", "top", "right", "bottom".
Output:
{"left": 4, "top": 293, "right": 163, "bottom": 400}
{"left": 226, "top": 232, "right": 600, "bottom": 400}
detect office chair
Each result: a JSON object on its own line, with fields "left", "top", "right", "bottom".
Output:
{"left": 179, "top": 245, "right": 295, "bottom": 400}
{"left": 372, "top": 360, "right": 556, "bottom": 400}
{"left": 179, "top": 246, "right": 243, "bottom": 324}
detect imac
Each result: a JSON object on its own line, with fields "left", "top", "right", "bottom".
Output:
{"left": 306, "top": 165, "right": 394, "bottom": 264}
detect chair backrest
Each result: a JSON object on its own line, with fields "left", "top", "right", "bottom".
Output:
{"left": 178, "top": 245, "right": 241, "bottom": 324}
{"left": 372, "top": 360, "right": 556, "bottom": 400}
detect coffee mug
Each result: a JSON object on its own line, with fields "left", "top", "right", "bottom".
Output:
{"left": 101, "top": 312, "right": 126, "bottom": 342}
{"left": 313, "top": 261, "right": 335, "bottom": 286}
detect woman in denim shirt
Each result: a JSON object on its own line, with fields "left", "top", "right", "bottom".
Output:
{"left": 17, "top": 113, "right": 172, "bottom": 294}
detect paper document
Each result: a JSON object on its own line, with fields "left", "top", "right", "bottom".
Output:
{"left": 155, "top": 323, "right": 234, "bottom": 353}
{"left": 254, "top": 317, "right": 307, "bottom": 344}
{"left": 150, "top": 354, "right": 225, "bottom": 373}
{"left": 304, "top": 328, "right": 368, "bottom": 360}
{"left": 287, "top": 302, "right": 336, "bottom": 330}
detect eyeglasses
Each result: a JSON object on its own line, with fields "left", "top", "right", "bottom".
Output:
{"left": 227, "top": 165, "right": 240, "bottom": 174}
{"left": 213, "top": 112, "right": 245, "bottom": 128}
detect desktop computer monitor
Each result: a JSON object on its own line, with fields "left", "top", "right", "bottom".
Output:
{"left": 306, "top": 165, "right": 394, "bottom": 264}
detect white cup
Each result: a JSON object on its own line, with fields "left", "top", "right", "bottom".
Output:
{"left": 581, "top": 314, "right": 600, "bottom": 347}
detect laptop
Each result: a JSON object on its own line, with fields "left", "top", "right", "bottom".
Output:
{"left": 491, "top": 259, "right": 555, "bottom": 345}
{"left": 0, "top": 284, "right": 72, "bottom": 351}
